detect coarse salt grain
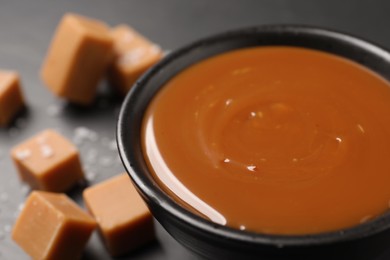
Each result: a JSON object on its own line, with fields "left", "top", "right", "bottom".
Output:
{"left": 18, "top": 203, "right": 25, "bottom": 211}
{"left": 46, "top": 105, "right": 62, "bottom": 117}
{"left": 99, "top": 156, "right": 112, "bottom": 167}
{"left": 20, "top": 184, "right": 29, "bottom": 195}
{"left": 85, "top": 149, "right": 98, "bottom": 163}
{"left": 73, "top": 126, "right": 98, "bottom": 144}
{"left": 3, "top": 225, "right": 11, "bottom": 233}
{"left": 40, "top": 144, "right": 54, "bottom": 158}
{"left": 108, "top": 140, "right": 117, "bottom": 151}
{"left": 120, "top": 47, "right": 146, "bottom": 66}
{"left": 123, "top": 31, "right": 134, "bottom": 43}
{"left": 150, "top": 44, "right": 161, "bottom": 54}
{"left": 15, "top": 149, "right": 31, "bottom": 160}
{"left": 86, "top": 171, "right": 97, "bottom": 182}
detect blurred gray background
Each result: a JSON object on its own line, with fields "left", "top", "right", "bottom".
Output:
{"left": 0, "top": 1, "right": 390, "bottom": 259}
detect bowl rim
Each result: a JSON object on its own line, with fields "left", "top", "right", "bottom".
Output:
{"left": 117, "top": 24, "right": 390, "bottom": 248}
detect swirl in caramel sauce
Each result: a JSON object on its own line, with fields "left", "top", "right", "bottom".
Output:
{"left": 142, "top": 47, "right": 390, "bottom": 234}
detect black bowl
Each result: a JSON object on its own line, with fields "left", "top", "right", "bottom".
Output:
{"left": 117, "top": 25, "right": 390, "bottom": 260}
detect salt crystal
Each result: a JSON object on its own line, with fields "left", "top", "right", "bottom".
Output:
{"left": 15, "top": 149, "right": 31, "bottom": 160}
{"left": 20, "top": 184, "right": 29, "bottom": 195}
{"left": 86, "top": 171, "right": 97, "bottom": 182}
{"left": 18, "top": 203, "right": 24, "bottom": 211}
{"left": 108, "top": 140, "right": 117, "bottom": 151}
{"left": 40, "top": 144, "right": 54, "bottom": 158}
{"left": 46, "top": 105, "right": 62, "bottom": 117}
{"left": 74, "top": 127, "right": 90, "bottom": 139}
{"left": 99, "top": 156, "right": 112, "bottom": 167}
{"left": 4, "top": 225, "right": 11, "bottom": 233}
{"left": 123, "top": 31, "right": 134, "bottom": 43}
{"left": 73, "top": 127, "right": 98, "bottom": 144}
{"left": 86, "top": 149, "right": 98, "bottom": 163}
{"left": 120, "top": 47, "right": 146, "bottom": 66}
{"left": 150, "top": 44, "right": 161, "bottom": 54}
{"left": 239, "top": 225, "right": 246, "bottom": 231}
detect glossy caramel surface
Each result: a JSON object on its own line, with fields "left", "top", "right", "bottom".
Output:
{"left": 142, "top": 47, "right": 390, "bottom": 234}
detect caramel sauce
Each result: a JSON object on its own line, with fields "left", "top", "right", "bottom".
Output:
{"left": 142, "top": 47, "right": 390, "bottom": 234}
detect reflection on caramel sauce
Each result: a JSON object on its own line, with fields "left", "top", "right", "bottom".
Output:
{"left": 142, "top": 47, "right": 390, "bottom": 234}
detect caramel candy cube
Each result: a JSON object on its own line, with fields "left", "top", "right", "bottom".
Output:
{"left": 0, "top": 70, "right": 25, "bottom": 126}
{"left": 108, "top": 25, "right": 163, "bottom": 94}
{"left": 12, "top": 191, "right": 96, "bottom": 260}
{"left": 83, "top": 174, "right": 155, "bottom": 256}
{"left": 41, "top": 13, "right": 114, "bottom": 105}
{"left": 11, "top": 129, "right": 84, "bottom": 192}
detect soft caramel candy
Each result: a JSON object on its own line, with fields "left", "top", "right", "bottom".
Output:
{"left": 12, "top": 191, "right": 96, "bottom": 260}
{"left": 108, "top": 25, "right": 163, "bottom": 94}
{"left": 11, "top": 129, "right": 84, "bottom": 192}
{"left": 41, "top": 13, "right": 114, "bottom": 105}
{"left": 0, "top": 70, "right": 25, "bottom": 126}
{"left": 83, "top": 174, "right": 154, "bottom": 256}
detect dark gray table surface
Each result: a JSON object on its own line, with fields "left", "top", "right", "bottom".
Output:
{"left": 1, "top": 1, "right": 390, "bottom": 259}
